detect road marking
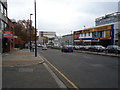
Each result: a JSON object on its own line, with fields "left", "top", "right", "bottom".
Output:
{"left": 43, "top": 63, "right": 67, "bottom": 88}
{"left": 39, "top": 55, "right": 80, "bottom": 90}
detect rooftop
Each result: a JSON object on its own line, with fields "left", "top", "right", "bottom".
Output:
{"left": 95, "top": 12, "right": 120, "bottom": 22}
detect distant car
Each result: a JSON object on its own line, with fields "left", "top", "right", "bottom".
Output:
{"left": 61, "top": 46, "right": 74, "bottom": 52}
{"left": 92, "top": 45, "right": 105, "bottom": 52}
{"left": 74, "top": 45, "right": 80, "bottom": 50}
{"left": 106, "top": 45, "right": 120, "bottom": 54}
{"left": 42, "top": 45, "right": 47, "bottom": 50}
{"left": 84, "top": 45, "right": 91, "bottom": 51}
{"left": 79, "top": 46, "right": 85, "bottom": 51}
{"left": 37, "top": 44, "right": 41, "bottom": 47}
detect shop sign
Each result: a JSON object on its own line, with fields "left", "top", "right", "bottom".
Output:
{"left": 3, "top": 31, "right": 13, "bottom": 38}
{"left": 94, "top": 25, "right": 112, "bottom": 32}
{"left": 82, "top": 29, "right": 93, "bottom": 33}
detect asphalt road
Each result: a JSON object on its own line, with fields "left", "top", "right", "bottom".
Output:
{"left": 38, "top": 48, "right": 119, "bottom": 89}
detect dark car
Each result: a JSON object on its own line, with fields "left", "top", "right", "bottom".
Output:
{"left": 61, "top": 46, "right": 74, "bottom": 52}
{"left": 106, "top": 45, "right": 120, "bottom": 54}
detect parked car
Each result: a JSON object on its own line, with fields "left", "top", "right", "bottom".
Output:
{"left": 92, "top": 45, "right": 105, "bottom": 52}
{"left": 61, "top": 46, "right": 74, "bottom": 52}
{"left": 42, "top": 45, "right": 47, "bottom": 50}
{"left": 84, "top": 45, "right": 91, "bottom": 51}
{"left": 105, "top": 45, "right": 120, "bottom": 54}
{"left": 79, "top": 46, "right": 85, "bottom": 51}
{"left": 74, "top": 45, "right": 80, "bottom": 50}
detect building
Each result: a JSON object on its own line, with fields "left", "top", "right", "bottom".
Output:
{"left": 61, "top": 34, "right": 73, "bottom": 46}
{"left": 0, "top": 0, "right": 8, "bottom": 53}
{"left": 95, "top": 12, "right": 120, "bottom": 26}
{"left": 74, "top": 24, "right": 115, "bottom": 47}
{"left": 74, "top": 3, "right": 120, "bottom": 46}
{"left": 95, "top": 12, "right": 120, "bottom": 46}
{"left": 0, "top": 0, "right": 15, "bottom": 53}
{"left": 38, "top": 31, "right": 56, "bottom": 46}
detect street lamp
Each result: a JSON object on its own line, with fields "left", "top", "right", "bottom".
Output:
{"left": 71, "top": 30, "right": 73, "bottom": 45}
{"left": 30, "top": 14, "right": 33, "bottom": 52}
{"left": 34, "top": 0, "right": 37, "bottom": 57}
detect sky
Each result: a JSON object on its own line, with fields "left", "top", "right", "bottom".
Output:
{"left": 7, "top": 0, "right": 119, "bottom": 36}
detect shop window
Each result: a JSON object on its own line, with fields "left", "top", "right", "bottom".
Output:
{"left": 81, "top": 33, "right": 83, "bottom": 37}
{"left": 88, "top": 33, "right": 90, "bottom": 36}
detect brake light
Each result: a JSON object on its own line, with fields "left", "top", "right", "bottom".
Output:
{"left": 66, "top": 48, "right": 68, "bottom": 50}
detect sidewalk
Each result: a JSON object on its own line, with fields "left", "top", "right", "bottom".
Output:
{"left": 2, "top": 49, "right": 44, "bottom": 66}
{"left": 2, "top": 49, "right": 61, "bottom": 88}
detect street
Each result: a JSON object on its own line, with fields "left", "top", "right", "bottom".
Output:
{"left": 38, "top": 48, "right": 119, "bottom": 88}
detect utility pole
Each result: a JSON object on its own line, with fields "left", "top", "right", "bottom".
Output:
{"left": 30, "top": 14, "right": 33, "bottom": 52}
{"left": 34, "top": 0, "right": 37, "bottom": 57}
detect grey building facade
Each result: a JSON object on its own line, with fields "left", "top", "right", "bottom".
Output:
{"left": 0, "top": 0, "right": 8, "bottom": 54}
{"left": 61, "top": 34, "right": 73, "bottom": 46}
{"left": 95, "top": 12, "right": 120, "bottom": 26}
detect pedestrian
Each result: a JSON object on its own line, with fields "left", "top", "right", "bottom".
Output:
{"left": 25, "top": 43, "right": 28, "bottom": 49}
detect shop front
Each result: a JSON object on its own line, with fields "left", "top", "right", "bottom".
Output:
{"left": 2, "top": 31, "right": 14, "bottom": 53}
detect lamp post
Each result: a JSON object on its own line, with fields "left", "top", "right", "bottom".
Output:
{"left": 34, "top": 0, "right": 37, "bottom": 57}
{"left": 30, "top": 14, "right": 33, "bottom": 52}
{"left": 71, "top": 31, "right": 73, "bottom": 45}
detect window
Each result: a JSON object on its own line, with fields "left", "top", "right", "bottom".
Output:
{"left": 1, "top": 4, "right": 3, "bottom": 14}
{"left": 88, "top": 33, "right": 90, "bottom": 36}
{"left": 0, "top": 20, "right": 1, "bottom": 30}
{"left": 4, "top": 8, "right": 7, "bottom": 16}
{"left": 81, "top": 33, "right": 83, "bottom": 37}
{"left": 0, "top": 20, "right": 7, "bottom": 30}
{"left": 84, "top": 33, "right": 86, "bottom": 37}
{"left": 1, "top": 21, "right": 4, "bottom": 30}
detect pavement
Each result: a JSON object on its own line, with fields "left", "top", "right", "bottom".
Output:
{"left": 2, "top": 49, "right": 44, "bottom": 66}
{"left": 2, "top": 49, "right": 63, "bottom": 89}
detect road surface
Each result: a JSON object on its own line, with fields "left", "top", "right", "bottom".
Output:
{"left": 38, "top": 48, "right": 119, "bottom": 89}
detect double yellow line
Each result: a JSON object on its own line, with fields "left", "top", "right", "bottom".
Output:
{"left": 40, "top": 55, "right": 80, "bottom": 90}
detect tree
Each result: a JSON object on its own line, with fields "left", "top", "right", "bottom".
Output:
{"left": 14, "top": 20, "right": 36, "bottom": 45}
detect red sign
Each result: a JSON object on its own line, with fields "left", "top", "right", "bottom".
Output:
{"left": 3, "top": 31, "right": 13, "bottom": 38}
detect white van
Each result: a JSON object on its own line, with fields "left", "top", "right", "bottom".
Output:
{"left": 42, "top": 45, "right": 47, "bottom": 50}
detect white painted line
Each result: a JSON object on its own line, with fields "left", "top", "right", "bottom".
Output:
{"left": 43, "top": 63, "right": 67, "bottom": 88}
{"left": 38, "top": 55, "right": 67, "bottom": 88}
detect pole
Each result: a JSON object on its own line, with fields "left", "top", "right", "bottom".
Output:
{"left": 30, "top": 14, "right": 33, "bottom": 52}
{"left": 34, "top": 0, "right": 37, "bottom": 57}
{"left": 71, "top": 31, "right": 72, "bottom": 45}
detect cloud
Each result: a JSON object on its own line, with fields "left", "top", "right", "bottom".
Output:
{"left": 8, "top": 0, "right": 119, "bottom": 35}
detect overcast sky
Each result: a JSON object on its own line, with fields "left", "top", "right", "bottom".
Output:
{"left": 7, "top": 0, "right": 119, "bottom": 35}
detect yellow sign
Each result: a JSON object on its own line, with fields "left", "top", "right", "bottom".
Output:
{"left": 94, "top": 25, "right": 112, "bottom": 32}
{"left": 105, "top": 30, "right": 111, "bottom": 38}
{"left": 82, "top": 29, "right": 93, "bottom": 33}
